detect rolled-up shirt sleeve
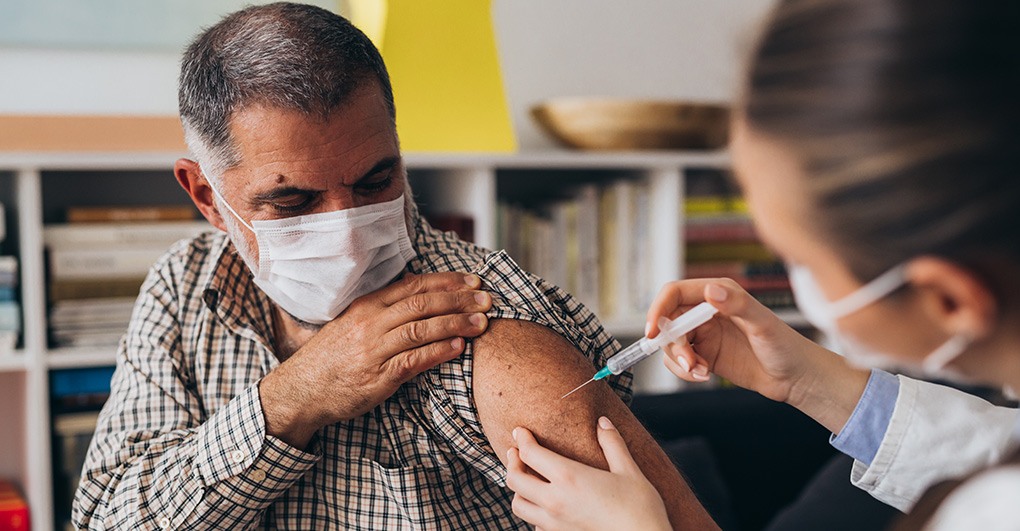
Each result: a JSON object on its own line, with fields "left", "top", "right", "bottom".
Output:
{"left": 830, "top": 369, "right": 900, "bottom": 465}
{"left": 72, "top": 267, "right": 319, "bottom": 530}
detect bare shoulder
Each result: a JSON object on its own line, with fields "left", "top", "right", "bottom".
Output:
{"left": 471, "top": 318, "right": 626, "bottom": 468}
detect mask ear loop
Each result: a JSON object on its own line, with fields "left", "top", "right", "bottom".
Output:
{"left": 827, "top": 264, "right": 910, "bottom": 320}
{"left": 201, "top": 167, "right": 255, "bottom": 232}
{"left": 921, "top": 334, "right": 972, "bottom": 373}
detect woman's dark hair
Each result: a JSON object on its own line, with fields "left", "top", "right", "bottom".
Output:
{"left": 743, "top": 0, "right": 1020, "bottom": 282}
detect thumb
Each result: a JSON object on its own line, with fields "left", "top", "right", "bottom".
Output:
{"left": 703, "top": 280, "right": 777, "bottom": 335}
{"left": 596, "top": 417, "right": 639, "bottom": 475}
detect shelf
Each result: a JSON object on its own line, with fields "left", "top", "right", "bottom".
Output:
{"left": 0, "top": 149, "right": 730, "bottom": 172}
{"left": 404, "top": 150, "right": 731, "bottom": 169}
{"left": 0, "top": 351, "right": 28, "bottom": 372}
{"left": 47, "top": 348, "right": 118, "bottom": 369}
{"left": 0, "top": 146, "right": 732, "bottom": 531}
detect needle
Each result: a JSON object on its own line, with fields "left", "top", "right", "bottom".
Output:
{"left": 560, "top": 377, "right": 595, "bottom": 399}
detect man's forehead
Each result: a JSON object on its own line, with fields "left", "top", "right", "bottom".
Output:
{"left": 221, "top": 98, "right": 399, "bottom": 192}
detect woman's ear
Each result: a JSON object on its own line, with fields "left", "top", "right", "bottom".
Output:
{"left": 906, "top": 257, "right": 998, "bottom": 340}
{"left": 174, "top": 158, "right": 227, "bottom": 231}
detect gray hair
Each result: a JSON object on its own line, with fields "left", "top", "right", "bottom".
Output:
{"left": 178, "top": 2, "right": 395, "bottom": 177}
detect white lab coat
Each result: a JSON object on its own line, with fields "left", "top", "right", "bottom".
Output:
{"left": 848, "top": 375, "right": 1020, "bottom": 521}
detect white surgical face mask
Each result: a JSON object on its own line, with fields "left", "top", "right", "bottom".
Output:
{"left": 788, "top": 263, "right": 970, "bottom": 376}
{"left": 207, "top": 177, "right": 415, "bottom": 325}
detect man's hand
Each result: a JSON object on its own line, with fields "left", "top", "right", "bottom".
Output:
{"left": 260, "top": 272, "right": 492, "bottom": 448}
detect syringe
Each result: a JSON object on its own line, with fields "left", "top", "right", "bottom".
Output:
{"left": 561, "top": 302, "right": 719, "bottom": 399}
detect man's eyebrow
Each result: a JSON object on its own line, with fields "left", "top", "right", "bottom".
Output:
{"left": 353, "top": 156, "right": 401, "bottom": 184}
{"left": 251, "top": 186, "right": 318, "bottom": 203}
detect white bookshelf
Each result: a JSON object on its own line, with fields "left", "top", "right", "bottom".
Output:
{"left": 0, "top": 149, "right": 808, "bottom": 531}
{"left": 0, "top": 350, "right": 27, "bottom": 371}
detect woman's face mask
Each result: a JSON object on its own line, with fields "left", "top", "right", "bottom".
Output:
{"left": 788, "top": 263, "right": 971, "bottom": 377}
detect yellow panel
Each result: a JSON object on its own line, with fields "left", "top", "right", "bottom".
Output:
{"left": 347, "top": 0, "right": 388, "bottom": 49}
{"left": 369, "top": 0, "right": 516, "bottom": 152}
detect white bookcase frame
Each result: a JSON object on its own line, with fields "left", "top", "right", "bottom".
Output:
{"left": 0, "top": 149, "right": 808, "bottom": 531}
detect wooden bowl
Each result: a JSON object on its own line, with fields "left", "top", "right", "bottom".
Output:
{"left": 531, "top": 98, "right": 730, "bottom": 150}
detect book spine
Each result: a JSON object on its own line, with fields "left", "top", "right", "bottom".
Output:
{"left": 684, "top": 222, "right": 759, "bottom": 243}
{"left": 49, "top": 248, "right": 166, "bottom": 280}
{"left": 44, "top": 221, "right": 210, "bottom": 248}
{"left": 48, "top": 278, "right": 145, "bottom": 302}
{"left": 0, "top": 480, "right": 29, "bottom": 531}
{"left": 575, "top": 185, "right": 600, "bottom": 313}
{"left": 597, "top": 186, "right": 618, "bottom": 319}
{"left": 66, "top": 206, "right": 197, "bottom": 223}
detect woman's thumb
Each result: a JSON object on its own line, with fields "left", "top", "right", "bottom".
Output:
{"left": 596, "top": 417, "right": 639, "bottom": 474}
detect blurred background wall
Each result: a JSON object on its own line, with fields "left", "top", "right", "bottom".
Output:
{"left": 0, "top": 0, "right": 776, "bottom": 150}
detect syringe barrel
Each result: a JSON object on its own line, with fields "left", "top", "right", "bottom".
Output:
{"left": 654, "top": 302, "right": 719, "bottom": 346}
{"left": 605, "top": 338, "right": 655, "bottom": 375}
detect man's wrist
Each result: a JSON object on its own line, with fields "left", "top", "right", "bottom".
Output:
{"left": 259, "top": 370, "right": 320, "bottom": 449}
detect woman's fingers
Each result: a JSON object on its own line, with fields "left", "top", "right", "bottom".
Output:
{"left": 702, "top": 280, "right": 779, "bottom": 335}
{"left": 512, "top": 427, "right": 574, "bottom": 482}
{"left": 646, "top": 280, "right": 707, "bottom": 337}
{"left": 511, "top": 493, "right": 554, "bottom": 530}
{"left": 595, "top": 417, "right": 641, "bottom": 475}
{"left": 663, "top": 342, "right": 711, "bottom": 382}
{"left": 505, "top": 448, "right": 550, "bottom": 500}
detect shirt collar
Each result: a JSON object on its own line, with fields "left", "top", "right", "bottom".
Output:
{"left": 201, "top": 233, "right": 277, "bottom": 347}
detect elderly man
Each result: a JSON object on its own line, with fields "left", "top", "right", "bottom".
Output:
{"left": 73, "top": 3, "right": 714, "bottom": 529}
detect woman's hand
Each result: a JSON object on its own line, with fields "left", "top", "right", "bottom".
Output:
{"left": 647, "top": 278, "right": 869, "bottom": 432}
{"left": 506, "top": 418, "right": 671, "bottom": 531}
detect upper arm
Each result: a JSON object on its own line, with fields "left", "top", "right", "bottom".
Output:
{"left": 472, "top": 318, "right": 717, "bottom": 529}
{"left": 472, "top": 319, "right": 624, "bottom": 468}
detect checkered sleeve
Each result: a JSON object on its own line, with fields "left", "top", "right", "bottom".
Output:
{"left": 72, "top": 262, "right": 320, "bottom": 530}
{"left": 420, "top": 250, "right": 632, "bottom": 486}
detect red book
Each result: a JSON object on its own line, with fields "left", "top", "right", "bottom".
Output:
{"left": 0, "top": 480, "right": 29, "bottom": 531}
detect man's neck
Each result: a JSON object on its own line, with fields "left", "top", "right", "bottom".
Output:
{"left": 271, "top": 305, "right": 319, "bottom": 361}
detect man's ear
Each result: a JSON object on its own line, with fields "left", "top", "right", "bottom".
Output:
{"left": 174, "top": 158, "right": 227, "bottom": 232}
{"left": 907, "top": 257, "right": 998, "bottom": 340}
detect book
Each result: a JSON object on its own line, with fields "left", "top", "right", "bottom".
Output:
{"left": 684, "top": 261, "right": 788, "bottom": 279}
{"left": 610, "top": 180, "right": 637, "bottom": 317}
{"left": 48, "top": 278, "right": 145, "bottom": 302}
{"left": 574, "top": 185, "right": 600, "bottom": 313}
{"left": 684, "top": 196, "right": 749, "bottom": 217}
{"left": 48, "top": 246, "right": 170, "bottom": 280}
{"left": 53, "top": 411, "right": 101, "bottom": 530}
{"left": 0, "top": 302, "right": 20, "bottom": 332}
{"left": 750, "top": 290, "right": 797, "bottom": 309}
{"left": 630, "top": 180, "right": 652, "bottom": 311}
{"left": 44, "top": 221, "right": 211, "bottom": 248}
{"left": 684, "top": 218, "right": 759, "bottom": 243}
{"left": 66, "top": 205, "right": 197, "bottom": 223}
{"left": 0, "top": 480, "right": 29, "bottom": 531}
{"left": 50, "top": 367, "right": 116, "bottom": 407}
{"left": 597, "top": 184, "right": 618, "bottom": 318}
{"left": 427, "top": 214, "right": 474, "bottom": 243}
{"left": 686, "top": 242, "right": 776, "bottom": 263}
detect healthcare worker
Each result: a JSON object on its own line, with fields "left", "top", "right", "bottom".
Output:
{"left": 504, "top": 0, "right": 1020, "bottom": 529}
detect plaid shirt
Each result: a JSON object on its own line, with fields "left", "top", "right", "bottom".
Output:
{"left": 73, "top": 212, "right": 632, "bottom": 530}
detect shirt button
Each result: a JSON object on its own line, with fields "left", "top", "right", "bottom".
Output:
{"left": 231, "top": 450, "right": 246, "bottom": 464}
{"left": 158, "top": 516, "right": 171, "bottom": 528}
{"left": 250, "top": 468, "right": 267, "bottom": 482}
